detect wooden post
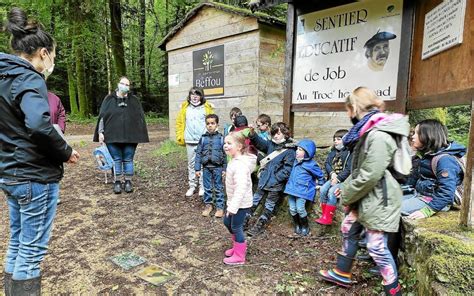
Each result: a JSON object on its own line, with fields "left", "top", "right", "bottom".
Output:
{"left": 460, "top": 100, "right": 474, "bottom": 228}
{"left": 282, "top": 2, "right": 295, "bottom": 129}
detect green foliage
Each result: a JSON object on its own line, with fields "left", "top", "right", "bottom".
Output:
{"left": 152, "top": 139, "right": 185, "bottom": 157}
{"left": 446, "top": 105, "right": 470, "bottom": 147}
{"left": 144, "top": 112, "right": 168, "bottom": 125}
{"left": 67, "top": 113, "right": 98, "bottom": 125}
{"left": 407, "top": 108, "right": 447, "bottom": 126}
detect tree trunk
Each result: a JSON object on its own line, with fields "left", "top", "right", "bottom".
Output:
{"left": 139, "top": 0, "right": 147, "bottom": 97}
{"left": 73, "top": 24, "right": 90, "bottom": 117}
{"left": 104, "top": 0, "right": 112, "bottom": 93}
{"left": 109, "top": 0, "right": 127, "bottom": 78}
{"left": 67, "top": 62, "right": 79, "bottom": 115}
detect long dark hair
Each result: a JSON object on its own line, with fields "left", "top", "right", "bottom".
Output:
{"left": 5, "top": 7, "right": 55, "bottom": 56}
{"left": 416, "top": 119, "right": 449, "bottom": 153}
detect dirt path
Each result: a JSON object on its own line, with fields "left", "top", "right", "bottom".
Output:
{"left": 0, "top": 124, "right": 378, "bottom": 295}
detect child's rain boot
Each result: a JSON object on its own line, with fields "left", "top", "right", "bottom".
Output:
{"left": 319, "top": 252, "right": 354, "bottom": 288}
{"left": 383, "top": 279, "right": 402, "bottom": 295}
{"left": 290, "top": 214, "right": 301, "bottom": 234}
{"left": 300, "top": 215, "right": 310, "bottom": 236}
{"left": 315, "top": 204, "right": 337, "bottom": 225}
{"left": 224, "top": 234, "right": 236, "bottom": 257}
{"left": 223, "top": 241, "right": 246, "bottom": 265}
{"left": 314, "top": 203, "right": 327, "bottom": 222}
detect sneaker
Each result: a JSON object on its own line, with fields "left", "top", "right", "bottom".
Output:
{"left": 185, "top": 187, "right": 195, "bottom": 197}
{"left": 214, "top": 209, "right": 224, "bottom": 218}
{"left": 202, "top": 204, "right": 213, "bottom": 217}
{"left": 198, "top": 187, "right": 204, "bottom": 197}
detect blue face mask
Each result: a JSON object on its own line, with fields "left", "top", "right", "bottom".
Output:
{"left": 118, "top": 83, "right": 129, "bottom": 94}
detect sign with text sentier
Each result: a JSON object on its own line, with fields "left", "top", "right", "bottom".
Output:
{"left": 292, "top": 0, "right": 403, "bottom": 104}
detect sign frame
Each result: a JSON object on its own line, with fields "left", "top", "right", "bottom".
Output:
{"left": 286, "top": 0, "right": 414, "bottom": 114}
{"left": 192, "top": 45, "right": 225, "bottom": 97}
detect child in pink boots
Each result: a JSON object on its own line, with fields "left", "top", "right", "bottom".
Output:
{"left": 222, "top": 132, "right": 257, "bottom": 265}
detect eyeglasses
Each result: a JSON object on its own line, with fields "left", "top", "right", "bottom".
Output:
{"left": 119, "top": 82, "right": 130, "bottom": 86}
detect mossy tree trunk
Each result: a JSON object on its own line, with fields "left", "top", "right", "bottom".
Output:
{"left": 109, "top": 0, "right": 127, "bottom": 78}
{"left": 67, "top": 61, "right": 79, "bottom": 115}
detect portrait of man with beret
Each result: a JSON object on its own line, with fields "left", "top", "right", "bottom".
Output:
{"left": 364, "top": 31, "right": 397, "bottom": 71}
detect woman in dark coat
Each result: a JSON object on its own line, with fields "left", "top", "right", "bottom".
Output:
{"left": 1, "top": 8, "right": 79, "bottom": 294}
{"left": 94, "top": 77, "right": 149, "bottom": 194}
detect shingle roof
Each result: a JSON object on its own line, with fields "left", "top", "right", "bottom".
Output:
{"left": 158, "top": 2, "right": 286, "bottom": 50}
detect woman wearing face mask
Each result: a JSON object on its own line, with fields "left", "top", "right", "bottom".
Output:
{"left": 93, "top": 77, "right": 149, "bottom": 194}
{"left": 0, "top": 7, "right": 80, "bottom": 295}
{"left": 319, "top": 87, "right": 409, "bottom": 295}
{"left": 175, "top": 87, "right": 214, "bottom": 197}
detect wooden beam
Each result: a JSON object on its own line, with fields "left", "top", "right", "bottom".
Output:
{"left": 460, "top": 100, "right": 474, "bottom": 228}
{"left": 407, "top": 87, "right": 474, "bottom": 110}
{"left": 283, "top": 2, "right": 295, "bottom": 128}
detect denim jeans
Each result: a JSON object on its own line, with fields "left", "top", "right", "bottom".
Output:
{"left": 340, "top": 211, "right": 398, "bottom": 285}
{"left": 287, "top": 195, "right": 308, "bottom": 217}
{"left": 202, "top": 166, "right": 225, "bottom": 209}
{"left": 1, "top": 179, "right": 59, "bottom": 280}
{"left": 319, "top": 180, "right": 340, "bottom": 206}
{"left": 223, "top": 208, "right": 250, "bottom": 243}
{"left": 401, "top": 193, "right": 450, "bottom": 216}
{"left": 106, "top": 143, "right": 137, "bottom": 178}
{"left": 263, "top": 190, "right": 282, "bottom": 215}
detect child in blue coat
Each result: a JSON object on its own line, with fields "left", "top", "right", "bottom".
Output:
{"left": 284, "top": 139, "right": 325, "bottom": 236}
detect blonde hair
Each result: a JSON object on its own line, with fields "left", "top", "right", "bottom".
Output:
{"left": 345, "top": 87, "right": 385, "bottom": 117}
{"left": 226, "top": 131, "right": 248, "bottom": 154}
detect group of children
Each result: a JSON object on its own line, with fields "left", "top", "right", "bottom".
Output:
{"left": 176, "top": 87, "right": 353, "bottom": 263}
{"left": 176, "top": 86, "right": 466, "bottom": 296}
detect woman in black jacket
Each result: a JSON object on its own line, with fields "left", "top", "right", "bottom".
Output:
{"left": 93, "top": 76, "right": 149, "bottom": 194}
{"left": 0, "top": 8, "right": 79, "bottom": 295}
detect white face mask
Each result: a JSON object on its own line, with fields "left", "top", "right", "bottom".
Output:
{"left": 118, "top": 83, "right": 129, "bottom": 94}
{"left": 335, "top": 143, "right": 344, "bottom": 150}
{"left": 272, "top": 137, "right": 286, "bottom": 144}
{"left": 41, "top": 51, "right": 55, "bottom": 79}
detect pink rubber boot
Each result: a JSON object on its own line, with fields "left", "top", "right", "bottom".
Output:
{"left": 223, "top": 241, "right": 247, "bottom": 265}
{"left": 224, "top": 234, "right": 236, "bottom": 257}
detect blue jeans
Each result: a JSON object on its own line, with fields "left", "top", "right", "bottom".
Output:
{"left": 401, "top": 193, "right": 450, "bottom": 216}
{"left": 319, "top": 180, "right": 339, "bottom": 206}
{"left": 106, "top": 143, "right": 138, "bottom": 178}
{"left": 223, "top": 208, "right": 250, "bottom": 243}
{"left": 203, "top": 166, "right": 225, "bottom": 209}
{"left": 1, "top": 179, "right": 59, "bottom": 280}
{"left": 288, "top": 195, "right": 308, "bottom": 217}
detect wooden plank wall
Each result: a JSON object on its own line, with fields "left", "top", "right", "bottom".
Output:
{"left": 167, "top": 7, "right": 286, "bottom": 140}
{"left": 166, "top": 7, "right": 259, "bottom": 51}
{"left": 257, "top": 24, "right": 287, "bottom": 124}
{"left": 408, "top": 0, "right": 474, "bottom": 110}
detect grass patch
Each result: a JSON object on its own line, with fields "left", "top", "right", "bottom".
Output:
{"left": 145, "top": 112, "right": 168, "bottom": 125}
{"left": 66, "top": 112, "right": 167, "bottom": 126}
{"left": 152, "top": 140, "right": 186, "bottom": 168}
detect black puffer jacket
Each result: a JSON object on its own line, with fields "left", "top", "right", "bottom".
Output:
{"left": 0, "top": 53, "right": 72, "bottom": 182}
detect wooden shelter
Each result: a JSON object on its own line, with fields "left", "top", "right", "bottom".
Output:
{"left": 159, "top": 2, "right": 286, "bottom": 139}
{"left": 251, "top": 0, "right": 474, "bottom": 227}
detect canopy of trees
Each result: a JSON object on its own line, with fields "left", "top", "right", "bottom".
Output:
{"left": 0, "top": 0, "right": 287, "bottom": 117}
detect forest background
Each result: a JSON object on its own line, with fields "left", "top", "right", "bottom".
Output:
{"left": 0, "top": 0, "right": 469, "bottom": 145}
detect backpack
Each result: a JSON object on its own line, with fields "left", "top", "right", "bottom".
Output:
{"left": 364, "top": 132, "right": 413, "bottom": 183}
{"left": 431, "top": 154, "right": 466, "bottom": 205}
{"left": 93, "top": 145, "right": 114, "bottom": 171}
{"left": 363, "top": 131, "right": 412, "bottom": 206}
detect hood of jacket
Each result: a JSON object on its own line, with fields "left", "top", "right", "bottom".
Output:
{"left": 361, "top": 113, "right": 410, "bottom": 137}
{"left": 429, "top": 141, "right": 466, "bottom": 158}
{"left": 0, "top": 52, "right": 42, "bottom": 78}
{"left": 234, "top": 153, "right": 257, "bottom": 171}
{"left": 297, "top": 139, "right": 316, "bottom": 159}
